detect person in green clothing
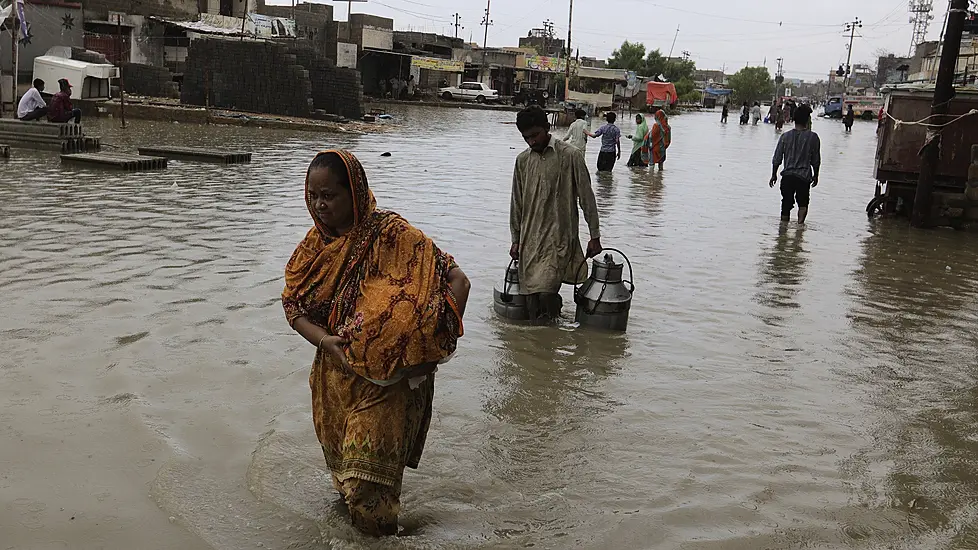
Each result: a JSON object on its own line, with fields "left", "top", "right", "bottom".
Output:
{"left": 625, "top": 113, "right": 650, "bottom": 167}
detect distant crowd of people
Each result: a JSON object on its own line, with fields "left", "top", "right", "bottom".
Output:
{"left": 377, "top": 75, "right": 416, "bottom": 100}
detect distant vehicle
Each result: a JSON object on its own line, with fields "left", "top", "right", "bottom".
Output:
{"left": 825, "top": 95, "right": 883, "bottom": 119}
{"left": 438, "top": 82, "right": 499, "bottom": 103}
{"left": 512, "top": 82, "right": 549, "bottom": 107}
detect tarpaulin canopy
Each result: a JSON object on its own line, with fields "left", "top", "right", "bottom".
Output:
{"left": 646, "top": 81, "right": 678, "bottom": 106}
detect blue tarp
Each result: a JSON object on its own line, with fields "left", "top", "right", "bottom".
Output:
{"left": 705, "top": 87, "right": 733, "bottom": 96}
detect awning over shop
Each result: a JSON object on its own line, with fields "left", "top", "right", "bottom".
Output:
{"left": 149, "top": 16, "right": 245, "bottom": 36}
{"left": 411, "top": 56, "right": 463, "bottom": 72}
{"left": 577, "top": 66, "right": 627, "bottom": 81}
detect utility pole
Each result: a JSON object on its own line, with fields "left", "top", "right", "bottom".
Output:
{"left": 843, "top": 18, "right": 862, "bottom": 92}
{"left": 542, "top": 19, "right": 554, "bottom": 55}
{"left": 667, "top": 25, "right": 679, "bottom": 59}
{"left": 451, "top": 13, "right": 462, "bottom": 39}
{"left": 775, "top": 57, "right": 784, "bottom": 102}
{"left": 911, "top": 0, "right": 969, "bottom": 228}
{"left": 117, "top": 14, "right": 126, "bottom": 128}
{"left": 480, "top": 0, "right": 492, "bottom": 83}
{"left": 564, "top": 0, "right": 573, "bottom": 102}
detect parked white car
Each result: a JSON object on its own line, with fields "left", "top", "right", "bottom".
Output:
{"left": 438, "top": 82, "right": 499, "bottom": 103}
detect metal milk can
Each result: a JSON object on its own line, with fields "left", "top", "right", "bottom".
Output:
{"left": 493, "top": 259, "right": 531, "bottom": 321}
{"left": 574, "top": 249, "right": 634, "bottom": 331}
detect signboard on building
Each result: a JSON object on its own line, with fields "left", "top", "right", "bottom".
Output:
{"left": 361, "top": 26, "right": 393, "bottom": 50}
{"left": 410, "top": 56, "right": 464, "bottom": 73}
{"left": 524, "top": 54, "right": 567, "bottom": 73}
{"left": 337, "top": 42, "right": 357, "bottom": 69}
{"left": 248, "top": 13, "right": 296, "bottom": 38}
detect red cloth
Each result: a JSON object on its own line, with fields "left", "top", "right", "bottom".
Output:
{"left": 48, "top": 92, "right": 73, "bottom": 122}
{"left": 646, "top": 82, "right": 679, "bottom": 107}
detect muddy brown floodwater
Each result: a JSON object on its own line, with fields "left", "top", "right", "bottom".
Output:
{"left": 3, "top": 108, "right": 978, "bottom": 549}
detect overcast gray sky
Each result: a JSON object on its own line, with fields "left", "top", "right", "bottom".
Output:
{"left": 273, "top": 0, "right": 952, "bottom": 79}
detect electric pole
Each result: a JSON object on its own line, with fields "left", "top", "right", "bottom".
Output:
{"left": 564, "top": 0, "right": 573, "bottom": 102}
{"left": 542, "top": 19, "right": 554, "bottom": 55}
{"left": 480, "top": 0, "right": 492, "bottom": 83}
{"left": 451, "top": 12, "right": 462, "bottom": 39}
{"left": 911, "top": 0, "right": 969, "bottom": 227}
{"left": 775, "top": 57, "right": 784, "bottom": 101}
{"left": 843, "top": 18, "right": 862, "bottom": 93}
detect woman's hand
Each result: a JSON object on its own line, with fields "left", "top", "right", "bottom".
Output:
{"left": 448, "top": 267, "right": 471, "bottom": 319}
{"left": 319, "top": 335, "right": 355, "bottom": 376}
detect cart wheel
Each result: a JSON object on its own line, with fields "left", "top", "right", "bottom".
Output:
{"left": 867, "top": 196, "right": 886, "bottom": 219}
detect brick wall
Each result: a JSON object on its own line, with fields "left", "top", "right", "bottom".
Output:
{"left": 289, "top": 47, "right": 363, "bottom": 119}
{"left": 83, "top": 0, "right": 199, "bottom": 20}
{"left": 122, "top": 63, "right": 180, "bottom": 98}
{"left": 181, "top": 38, "right": 362, "bottom": 119}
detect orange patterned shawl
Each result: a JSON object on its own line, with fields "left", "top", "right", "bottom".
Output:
{"left": 282, "top": 150, "right": 463, "bottom": 381}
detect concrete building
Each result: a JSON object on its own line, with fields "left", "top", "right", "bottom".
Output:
{"left": 1, "top": 0, "right": 84, "bottom": 79}
{"left": 579, "top": 56, "right": 606, "bottom": 68}
{"left": 876, "top": 54, "right": 911, "bottom": 88}
{"left": 257, "top": 0, "right": 332, "bottom": 53}
{"left": 909, "top": 38, "right": 978, "bottom": 84}
{"left": 519, "top": 27, "right": 564, "bottom": 57}
{"left": 461, "top": 47, "right": 519, "bottom": 95}
{"left": 392, "top": 31, "right": 466, "bottom": 93}
{"left": 693, "top": 69, "right": 727, "bottom": 86}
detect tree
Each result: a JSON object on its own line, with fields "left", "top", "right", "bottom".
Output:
{"left": 608, "top": 41, "right": 647, "bottom": 72}
{"left": 674, "top": 77, "right": 701, "bottom": 104}
{"left": 729, "top": 66, "right": 774, "bottom": 105}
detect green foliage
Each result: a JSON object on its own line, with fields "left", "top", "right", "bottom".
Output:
{"left": 674, "top": 77, "right": 701, "bottom": 103}
{"left": 608, "top": 41, "right": 696, "bottom": 83}
{"left": 608, "top": 41, "right": 647, "bottom": 71}
{"left": 729, "top": 66, "right": 774, "bottom": 105}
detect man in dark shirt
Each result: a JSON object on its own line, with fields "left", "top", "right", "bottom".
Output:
{"left": 48, "top": 79, "right": 81, "bottom": 124}
{"left": 770, "top": 105, "right": 821, "bottom": 224}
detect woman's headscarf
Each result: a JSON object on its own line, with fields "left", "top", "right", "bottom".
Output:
{"left": 634, "top": 114, "right": 649, "bottom": 141}
{"left": 642, "top": 110, "right": 672, "bottom": 164}
{"left": 283, "top": 150, "right": 462, "bottom": 381}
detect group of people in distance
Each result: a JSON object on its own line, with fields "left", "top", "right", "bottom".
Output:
{"left": 16, "top": 77, "right": 82, "bottom": 124}
{"left": 558, "top": 107, "right": 672, "bottom": 173}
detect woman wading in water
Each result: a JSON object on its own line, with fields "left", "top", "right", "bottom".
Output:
{"left": 283, "top": 150, "right": 470, "bottom": 536}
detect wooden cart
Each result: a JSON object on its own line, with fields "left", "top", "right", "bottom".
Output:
{"left": 869, "top": 86, "right": 978, "bottom": 219}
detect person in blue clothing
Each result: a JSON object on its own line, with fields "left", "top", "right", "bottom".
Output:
{"left": 588, "top": 112, "right": 621, "bottom": 172}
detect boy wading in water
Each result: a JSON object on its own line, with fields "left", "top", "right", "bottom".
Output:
{"left": 770, "top": 105, "right": 820, "bottom": 224}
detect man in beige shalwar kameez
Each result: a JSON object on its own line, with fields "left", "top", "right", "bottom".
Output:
{"left": 511, "top": 106, "right": 602, "bottom": 320}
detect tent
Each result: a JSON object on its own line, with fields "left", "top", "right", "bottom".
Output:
{"left": 646, "top": 81, "right": 678, "bottom": 107}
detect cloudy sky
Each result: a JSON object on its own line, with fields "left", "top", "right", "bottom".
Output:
{"left": 272, "top": 0, "right": 953, "bottom": 79}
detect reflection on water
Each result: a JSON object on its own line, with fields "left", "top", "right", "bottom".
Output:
{"left": 2, "top": 111, "right": 978, "bottom": 549}
{"left": 755, "top": 224, "right": 808, "bottom": 316}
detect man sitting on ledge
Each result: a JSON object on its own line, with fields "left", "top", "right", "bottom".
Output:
{"left": 47, "top": 79, "right": 81, "bottom": 124}
{"left": 17, "top": 79, "right": 48, "bottom": 121}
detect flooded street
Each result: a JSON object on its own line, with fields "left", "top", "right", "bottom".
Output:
{"left": 4, "top": 108, "right": 978, "bottom": 549}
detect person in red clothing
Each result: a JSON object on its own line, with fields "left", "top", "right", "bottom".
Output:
{"left": 47, "top": 78, "right": 81, "bottom": 124}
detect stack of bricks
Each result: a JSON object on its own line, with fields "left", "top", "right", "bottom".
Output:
{"left": 181, "top": 37, "right": 363, "bottom": 120}
{"left": 289, "top": 46, "right": 364, "bottom": 120}
{"left": 182, "top": 38, "right": 314, "bottom": 118}
{"left": 122, "top": 63, "right": 180, "bottom": 99}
